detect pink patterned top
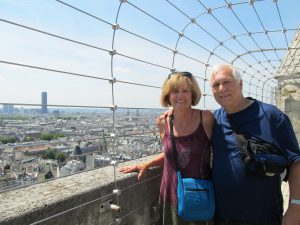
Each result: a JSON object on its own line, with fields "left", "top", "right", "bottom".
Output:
{"left": 159, "top": 110, "right": 212, "bottom": 207}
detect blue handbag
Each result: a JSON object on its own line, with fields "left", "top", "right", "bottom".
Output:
{"left": 170, "top": 115, "right": 215, "bottom": 221}
{"left": 177, "top": 172, "right": 215, "bottom": 221}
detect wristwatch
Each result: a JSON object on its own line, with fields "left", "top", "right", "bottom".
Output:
{"left": 290, "top": 198, "right": 300, "bottom": 205}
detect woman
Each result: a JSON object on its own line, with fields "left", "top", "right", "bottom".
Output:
{"left": 120, "top": 72, "right": 215, "bottom": 225}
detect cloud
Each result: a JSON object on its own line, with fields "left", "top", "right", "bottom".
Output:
{"left": 114, "top": 66, "right": 130, "bottom": 73}
{"left": 0, "top": 75, "right": 6, "bottom": 83}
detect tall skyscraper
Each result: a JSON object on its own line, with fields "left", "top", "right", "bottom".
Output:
{"left": 41, "top": 92, "right": 47, "bottom": 114}
{"left": 3, "top": 104, "right": 14, "bottom": 113}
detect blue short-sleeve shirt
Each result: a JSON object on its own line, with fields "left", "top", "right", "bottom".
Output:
{"left": 212, "top": 98, "right": 300, "bottom": 220}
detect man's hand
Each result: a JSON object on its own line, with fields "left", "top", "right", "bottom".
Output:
{"left": 282, "top": 204, "right": 300, "bottom": 225}
{"left": 165, "top": 106, "right": 173, "bottom": 117}
{"left": 283, "top": 161, "right": 300, "bottom": 225}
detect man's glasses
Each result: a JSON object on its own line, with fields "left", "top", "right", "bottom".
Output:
{"left": 168, "top": 71, "right": 193, "bottom": 79}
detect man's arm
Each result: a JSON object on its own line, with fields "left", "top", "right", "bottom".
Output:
{"left": 283, "top": 160, "right": 300, "bottom": 224}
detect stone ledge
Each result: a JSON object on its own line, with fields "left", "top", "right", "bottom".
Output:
{"left": 0, "top": 154, "right": 162, "bottom": 225}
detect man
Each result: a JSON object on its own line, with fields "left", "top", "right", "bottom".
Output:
{"left": 210, "top": 64, "right": 300, "bottom": 225}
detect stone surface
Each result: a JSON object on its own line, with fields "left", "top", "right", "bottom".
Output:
{"left": 0, "top": 155, "right": 162, "bottom": 225}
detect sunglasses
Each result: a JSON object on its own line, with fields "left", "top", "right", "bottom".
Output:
{"left": 168, "top": 71, "right": 193, "bottom": 79}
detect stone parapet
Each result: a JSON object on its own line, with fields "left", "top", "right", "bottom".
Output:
{"left": 0, "top": 155, "right": 162, "bottom": 225}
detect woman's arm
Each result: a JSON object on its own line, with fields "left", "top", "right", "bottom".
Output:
{"left": 119, "top": 152, "right": 164, "bottom": 181}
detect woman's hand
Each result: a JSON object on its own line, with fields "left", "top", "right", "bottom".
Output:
{"left": 119, "top": 163, "right": 148, "bottom": 181}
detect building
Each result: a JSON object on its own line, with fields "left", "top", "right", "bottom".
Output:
{"left": 3, "top": 104, "right": 14, "bottom": 114}
{"left": 41, "top": 92, "right": 47, "bottom": 114}
{"left": 276, "top": 29, "right": 300, "bottom": 144}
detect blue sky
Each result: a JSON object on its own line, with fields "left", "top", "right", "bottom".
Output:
{"left": 0, "top": 0, "right": 299, "bottom": 110}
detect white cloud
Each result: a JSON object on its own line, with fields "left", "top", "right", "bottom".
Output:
{"left": 0, "top": 75, "right": 6, "bottom": 83}
{"left": 114, "top": 66, "right": 130, "bottom": 73}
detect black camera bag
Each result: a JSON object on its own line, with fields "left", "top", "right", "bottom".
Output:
{"left": 227, "top": 114, "right": 289, "bottom": 178}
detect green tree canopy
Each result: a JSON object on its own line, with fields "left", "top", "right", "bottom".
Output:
{"left": 40, "top": 133, "right": 65, "bottom": 141}
{"left": 0, "top": 136, "right": 17, "bottom": 144}
{"left": 42, "top": 149, "right": 67, "bottom": 163}
{"left": 55, "top": 152, "right": 66, "bottom": 162}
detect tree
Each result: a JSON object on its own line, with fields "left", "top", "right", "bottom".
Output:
{"left": 55, "top": 152, "right": 66, "bottom": 162}
{"left": 24, "top": 137, "right": 34, "bottom": 142}
{"left": 40, "top": 133, "right": 53, "bottom": 141}
{"left": 42, "top": 149, "right": 67, "bottom": 163}
{"left": 0, "top": 136, "right": 17, "bottom": 144}
{"left": 40, "top": 133, "right": 65, "bottom": 141}
{"left": 42, "top": 149, "right": 56, "bottom": 160}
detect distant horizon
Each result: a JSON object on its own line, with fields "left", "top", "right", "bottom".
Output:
{"left": 0, "top": 104, "right": 166, "bottom": 114}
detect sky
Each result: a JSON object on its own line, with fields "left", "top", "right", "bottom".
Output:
{"left": 0, "top": 0, "right": 300, "bottom": 110}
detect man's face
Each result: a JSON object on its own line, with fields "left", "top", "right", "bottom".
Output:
{"left": 210, "top": 67, "right": 242, "bottom": 108}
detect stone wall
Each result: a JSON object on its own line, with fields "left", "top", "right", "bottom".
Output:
{"left": 277, "top": 83, "right": 300, "bottom": 145}
{"left": 0, "top": 155, "right": 162, "bottom": 225}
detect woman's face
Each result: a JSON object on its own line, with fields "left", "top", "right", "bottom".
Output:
{"left": 169, "top": 82, "right": 192, "bottom": 111}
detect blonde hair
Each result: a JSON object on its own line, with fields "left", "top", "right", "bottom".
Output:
{"left": 160, "top": 72, "right": 201, "bottom": 107}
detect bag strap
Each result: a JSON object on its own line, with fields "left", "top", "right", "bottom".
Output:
{"left": 227, "top": 114, "right": 287, "bottom": 156}
{"left": 169, "top": 115, "right": 179, "bottom": 171}
{"left": 227, "top": 113, "right": 243, "bottom": 135}
{"left": 227, "top": 114, "right": 251, "bottom": 161}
